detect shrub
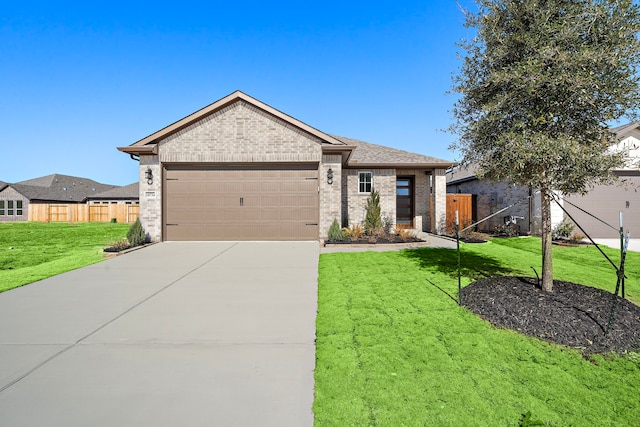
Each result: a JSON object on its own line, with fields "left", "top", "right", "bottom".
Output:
{"left": 494, "top": 224, "right": 519, "bottom": 237}
{"left": 327, "top": 218, "right": 345, "bottom": 241}
{"left": 346, "top": 224, "right": 364, "bottom": 241}
{"left": 104, "top": 239, "right": 131, "bottom": 253}
{"left": 552, "top": 220, "right": 575, "bottom": 240}
{"left": 127, "top": 218, "right": 146, "bottom": 247}
{"left": 110, "top": 218, "right": 117, "bottom": 223}
{"left": 382, "top": 213, "right": 394, "bottom": 236}
{"left": 394, "top": 225, "right": 413, "bottom": 242}
{"left": 570, "top": 232, "right": 586, "bottom": 243}
{"left": 364, "top": 188, "right": 383, "bottom": 234}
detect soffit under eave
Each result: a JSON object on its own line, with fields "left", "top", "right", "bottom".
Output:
{"left": 344, "top": 162, "right": 458, "bottom": 170}
{"left": 122, "top": 91, "right": 346, "bottom": 149}
{"left": 322, "top": 145, "right": 355, "bottom": 165}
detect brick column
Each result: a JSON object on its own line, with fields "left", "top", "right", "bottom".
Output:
{"left": 139, "top": 155, "right": 162, "bottom": 242}
{"left": 431, "top": 169, "right": 447, "bottom": 235}
{"left": 319, "top": 154, "right": 342, "bottom": 238}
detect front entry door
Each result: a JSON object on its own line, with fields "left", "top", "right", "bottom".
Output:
{"left": 396, "top": 177, "right": 414, "bottom": 228}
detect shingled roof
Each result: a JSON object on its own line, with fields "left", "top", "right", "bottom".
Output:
{"left": 9, "top": 174, "right": 116, "bottom": 203}
{"left": 331, "top": 135, "right": 455, "bottom": 168}
{"left": 89, "top": 182, "right": 139, "bottom": 200}
{"left": 446, "top": 164, "right": 480, "bottom": 185}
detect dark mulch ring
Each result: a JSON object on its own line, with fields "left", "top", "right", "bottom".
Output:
{"left": 460, "top": 276, "right": 640, "bottom": 355}
{"left": 325, "top": 236, "right": 422, "bottom": 245}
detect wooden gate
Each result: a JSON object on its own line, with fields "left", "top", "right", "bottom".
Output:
{"left": 446, "top": 194, "right": 475, "bottom": 234}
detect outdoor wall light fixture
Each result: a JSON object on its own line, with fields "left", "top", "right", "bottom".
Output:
{"left": 327, "top": 168, "right": 334, "bottom": 185}
{"left": 145, "top": 167, "right": 153, "bottom": 185}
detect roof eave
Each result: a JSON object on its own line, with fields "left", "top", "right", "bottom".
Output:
{"left": 117, "top": 145, "right": 158, "bottom": 155}
{"left": 346, "top": 162, "right": 458, "bottom": 169}
{"left": 446, "top": 176, "right": 478, "bottom": 185}
{"left": 322, "top": 145, "right": 356, "bottom": 165}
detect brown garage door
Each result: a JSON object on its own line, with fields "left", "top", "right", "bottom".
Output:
{"left": 563, "top": 175, "right": 640, "bottom": 238}
{"left": 164, "top": 165, "right": 319, "bottom": 241}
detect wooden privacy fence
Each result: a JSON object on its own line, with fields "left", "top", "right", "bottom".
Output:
{"left": 29, "top": 204, "right": 140, "bottom": 223}
{"left": 446, "top": 194, "right": 475, "bottom": 234}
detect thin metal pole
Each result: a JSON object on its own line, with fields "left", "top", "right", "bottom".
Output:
{"left": 620, "top": 212, "right": 624, "bottom": 299}
{"left": 456, "top": 210, "right": 461, "bottom": 304}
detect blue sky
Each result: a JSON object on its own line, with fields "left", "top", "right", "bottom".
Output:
{"left": 1, "top": 1, "right": 476, "bottom": 186}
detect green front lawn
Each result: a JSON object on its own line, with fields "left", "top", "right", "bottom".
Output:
{"left": 0, "top": 222, "right": 129, "bottom": 292}
{"left": 315, "top": 238, "right": 640, "bottom": 426}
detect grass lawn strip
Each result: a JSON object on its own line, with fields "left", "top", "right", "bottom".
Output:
{"left": 315, "top": 239, "right": 640, "bottom": 426}
{"left": 0, "top": 222, "right": 129, "bottom": 292}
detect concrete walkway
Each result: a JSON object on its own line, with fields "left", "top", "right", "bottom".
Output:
{"left": 0, "top": 242, "right": 318, "bottom": 426}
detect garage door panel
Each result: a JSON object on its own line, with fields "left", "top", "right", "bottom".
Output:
{"left": 223, "top": 182, "right": 243, "bottom": 193}
{"left": 166, "top": 209, "right": 206, "bottom": 223}
{"left": 260, "top": 182, "right": 280, "bottom": 192}
{"left": 564, "top": 177, "right": 640, "bottom": 238}
{"left": 280, "top": 208, "right": 317, "bottom": 221}
{"left": 164, "top": 166, "right": 319, "bottom": 241}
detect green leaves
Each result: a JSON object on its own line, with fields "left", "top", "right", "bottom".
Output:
{"left": 451, "top": 0, "right": 640, "bottom": 192}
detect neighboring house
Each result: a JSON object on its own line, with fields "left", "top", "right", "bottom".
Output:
{"left": 447, "top": 123, "right": 640, "bottom": 238}
{"left": 446, "top": 164, "right": 563, "bottom": 235}
{"left": 563, "top": 122, "right": 640, "bottom": 239}
{"left": 0, "top": 174, "right": 139, "bottom": 223}
{"left": 118, "top": 90, "right": 455, "bottom": 242}
{"left": 87, "top": 182, "right": 140, "bottom": 204}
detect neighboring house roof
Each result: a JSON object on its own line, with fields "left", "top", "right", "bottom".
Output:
{"left": 611, "top": 121, "right": 640, "bottom": 138}
{"left": 0, "top": 181, "right": 6, "bottom": 191}
{"left": 118, "top": 90, "right": 349, "bottom": 156}
{"left": 8, "top": 174, "right": 116, "bottom": 203}
{"left": 332, "top": 135, "right": 455, "bottom": 168}
{"left": 446, "top": 164, "right": 480, "bottom": 185}
{"left": 448, "top": 123, "right": 640, "bottom": 185}
{"left": 89, "top": 182, "right": 139, "bottom": 200}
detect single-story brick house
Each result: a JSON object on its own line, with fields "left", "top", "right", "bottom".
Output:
{"left": 118, "top": 91, "right": 455, "bottom": 241}
{"left": 0, "top": 174, "right": 139, "bottom": 222}
{"left": 447, "top": 122, "right": 640, "bottom": 238}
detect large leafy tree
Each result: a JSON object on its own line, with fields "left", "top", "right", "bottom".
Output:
{"left": 450, "top": 0, "right": 640, "bottom": 291}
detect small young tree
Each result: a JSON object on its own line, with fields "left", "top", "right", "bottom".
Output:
{"left": 364, "top": 188, "right": 383, "bottom": 234}
{"left": 127, "top": 218, "right": 146, "bottom": 247}
{"left": 327, "top": 218, "right": 345, "bottom": 241}
{"left": 450, "top": 0, "right": 640, "bottom": 291}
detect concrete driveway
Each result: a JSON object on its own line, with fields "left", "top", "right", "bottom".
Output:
{"left": 0, "top": 242, "right": 318, "bottom": 426}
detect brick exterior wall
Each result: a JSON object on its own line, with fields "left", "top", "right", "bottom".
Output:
{"left": 159, "top": 101, "right": 322, "bottom": 163}
{"left": 319, "top": 154, "right": 342, "bottom": 238}
{"left": 0, "top": 187, "right": 29, "bottom": 222}
{"left": 139, "top": 100, "right": 328, "bottom": 242}
{"left": 342, "top": 169, "right": 396, "bottom": 229}
{"left": 134, "top": 99, "right": 449, "bottom": 241}
{"left": 139, "top": 155, "right": 161, "bottom": 241}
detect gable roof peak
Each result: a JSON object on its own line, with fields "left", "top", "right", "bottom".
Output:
{"left": 118, "top": 91, "right": 346, "bottom": 155}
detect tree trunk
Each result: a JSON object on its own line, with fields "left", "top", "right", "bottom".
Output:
{"left": 540, "top": 188, "right": 554, "bottom": 292}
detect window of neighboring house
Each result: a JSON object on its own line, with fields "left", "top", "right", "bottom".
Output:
{"left": 0, "top": 200, "right": 4, "bottom": 216}
{"left": 358, "top": 172, "right": 373, "bottom": 193}
{"left": 16, "top": 200, "right": 23, "bottom": 216}
{"left": 7, "top": 200, "right": 13, "bottom": 216}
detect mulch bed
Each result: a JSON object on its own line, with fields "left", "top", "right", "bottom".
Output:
{"left": 325, "top": 237, "right": 422, "bottom": 245}
{"left": 460, "top": 276, "right": 640, "bottom": 354}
